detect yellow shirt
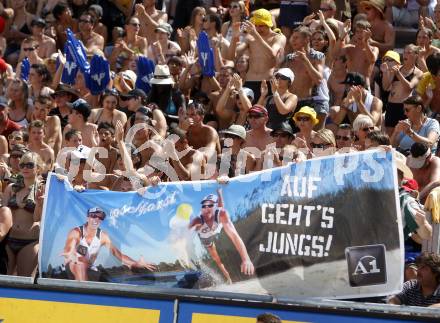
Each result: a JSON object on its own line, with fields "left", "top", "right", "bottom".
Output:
{"left": 416, "top": 72, "right": 437, "bottom": 96}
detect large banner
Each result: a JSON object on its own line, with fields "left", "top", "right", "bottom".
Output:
{"left": 39, "top": 151, "right": 403, "bottom": 299}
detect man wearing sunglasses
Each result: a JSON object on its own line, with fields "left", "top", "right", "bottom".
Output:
{"left": 75, "top": 12, "right": 104, "bottom": 54}
{"left": 63, "top": 207, "right": 156, "bottom": 281}
{"left": 16, "top": 37, "right": 44, "bottom": 79}
{"left": 189, "top": 190, "right": 255, "bottom": 284}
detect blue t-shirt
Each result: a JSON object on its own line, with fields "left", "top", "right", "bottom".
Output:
{"left": 397, "top": 117, "right": 440, "bottom": 153}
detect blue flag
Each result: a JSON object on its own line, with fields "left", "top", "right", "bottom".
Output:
{"left": 61, "top": 42, "right": 79, "bottom": 85}
{"left": 85, "top": 55, "right": 110, "bottom": 95}
{"left": 20, "top": 57, "right": 30, "bottom": 81}
{"left": 136, "top": 56, "right": 155, "bottom": 94}
{"left": 197, "top": 31, "right": 215, "bottom": 77}
{"left": 66, "top": 28, "right": 90, "bottom": 75}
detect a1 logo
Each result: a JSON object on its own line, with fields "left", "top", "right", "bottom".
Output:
{"left": 346, "top": 244, "right": 387, "bottom": 287}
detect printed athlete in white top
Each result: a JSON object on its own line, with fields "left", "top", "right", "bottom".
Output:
{"left": 189, "top": 188, "right": 255, "bottom": 284}
{"left": 63, "top": 207, "right": 156, "bottom": 281}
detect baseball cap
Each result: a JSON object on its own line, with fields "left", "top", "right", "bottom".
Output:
{"left": 271, "top": 122, "right": 294, "bottom": 136}
{"left": 120, "top": 88, "right": 147, "bottom": 100}
{"left": 340, "top": 72, "right": 366, "bottom": 87}
{"left": 240, "top": 87, "right": 254, "bottom": 102}
{"left": 220, "top": 124, "right": 246, "bottom": 140}
{"left": 250, "top": 9, "right": 273, "bottom": 27}
{"left": 31, "top": 18, "right": 46, "bottom": 28}
{"left": 70, "top": 99, "right": 91, "bottom": 120}
{"left": 401, "top": 178, "right": 419, "bottom": 192}
{"left": 155, "top": 23, "right": 173, "bottom": 35}
{"left": 275, "top": 68, "right": 295, "bottom": 83}
{"left": 407, "top": 144, "right": 431, "bottom": 169}
{"left": 201, "top": 194, "right": 218, "bottom": 204}
{"left": 248, "top": 105, "right": 268, "bottom": 116}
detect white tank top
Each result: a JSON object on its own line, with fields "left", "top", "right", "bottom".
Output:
{"left": 197, "top": 209, "right": 223, "bottom": 246}
{"left": 76, "top": 225, "right": 102, "bottom": 265}
{"left": 348, "top": 91, "right": 374, "bottom": 113}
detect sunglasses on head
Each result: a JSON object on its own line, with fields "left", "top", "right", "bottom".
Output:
{"left": 19, "top": 162, "right": 36, "bottom": 169}
{"left": 202, "top": 204, "right": 214, "bottom": 209}
{"left": 88, "top": 212, "right": 105, "bottom": 220}
{"left": 336, "top": 135, "right": 351, "bottom": 141}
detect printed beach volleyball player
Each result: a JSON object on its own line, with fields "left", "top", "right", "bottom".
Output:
{"left": 189, "top": 188, "right": 255, "bottom": 283}
{"left": 62, "top": 207, "right": 156, "bottom": 281}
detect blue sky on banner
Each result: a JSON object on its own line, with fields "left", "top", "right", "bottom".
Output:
{"left": 40, "top": 151, "right": 395, "bottom": 269}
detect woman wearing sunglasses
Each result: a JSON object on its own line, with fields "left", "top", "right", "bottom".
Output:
{"left": 257, "top": 68, "right": 297, "bottom": 130}
{"left": 292, "top": 106, "right": 319, "bottom": 152}
{"left": 3, "top": 151, "right": 45, "bottom": 276}
{"left": 221, "top": 1, "right": 247, "bottom": 43}
{"left": 89, "top": 90, "right": 127, "bottom": 128}
{"left": 309, "top": 128, "right": 337, "bottom": 158}
{"left": 353, "top": 114, "right": 375, "bottom": 151}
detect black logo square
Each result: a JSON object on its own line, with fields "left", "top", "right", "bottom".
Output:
{"left": 345, "top": 244, "right": 387, "bottom": 287}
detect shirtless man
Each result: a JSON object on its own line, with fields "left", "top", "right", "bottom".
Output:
{"left": 76, "top": 12, "right": 104, "bottom": 54}
{"left": 244, "top": 105, "right": 274, "bottom": 155}
{"left": 135, "top": 0, "right": 168, "bottom": 45}
{"left": 30, "top": 18, "right": 56, "bottom": 60}
{"left": 63, "top": 207, "right": 155, "bottom": 281}
{"left": 304, "top": 0, "right": 345, "bottom": 34}
{"left": 342, "top": 20, "right": 379, "bottom": 87}
{"left": 328, "top": 54, "right": 348, "bottom": 106}
{"left": 27, "top": 120, "right": 55, "bottom": 171}
{"left": 180, "top": 102, "right": 221, "bottom": 155}
{"left": 285, "top": 26, "right": 326, "bottom": 127}
{"left": 227, "top": 9, "right": 286, "bottom": 99}
{"left": 203, "top": 13, "right": 230, "bottom": 59}
{"left": 164, "top": 128, "right": 206, "bottom": 181}
{"left": 407, "top": 142, "right": 440, "bottom": 199}
{"left": 53, "top": 3, "right": 78, "bottom": 49}
{"left": 16, "top": 37, "right": 44, "bottom": 78}
{"left": 64, "top": 99, "right": 99, "bottom": 148}
{"left": 96, "top": 122, "right": 118, "bottom": 175}
{"left": 360, "top": 0, "right": 395, "bottom": 56}
{"left": 33, "top": 95, "right": 62, "bottom": 156}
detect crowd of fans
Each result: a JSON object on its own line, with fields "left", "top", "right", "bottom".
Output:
{"left": 0, "top": 0, "right": 439, "bottom": 308}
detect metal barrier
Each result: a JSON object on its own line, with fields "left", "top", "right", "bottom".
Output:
{"left": 0, "top": 274, "right": 440, "bottom": 322}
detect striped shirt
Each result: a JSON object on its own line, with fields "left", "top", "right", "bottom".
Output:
{"left": 396, "top": 280, "right": 440, "bottom": 307}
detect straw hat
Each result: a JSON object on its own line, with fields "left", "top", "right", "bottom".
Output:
{"left": 360, "top": 0, "right": 385, "bottom": 17}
